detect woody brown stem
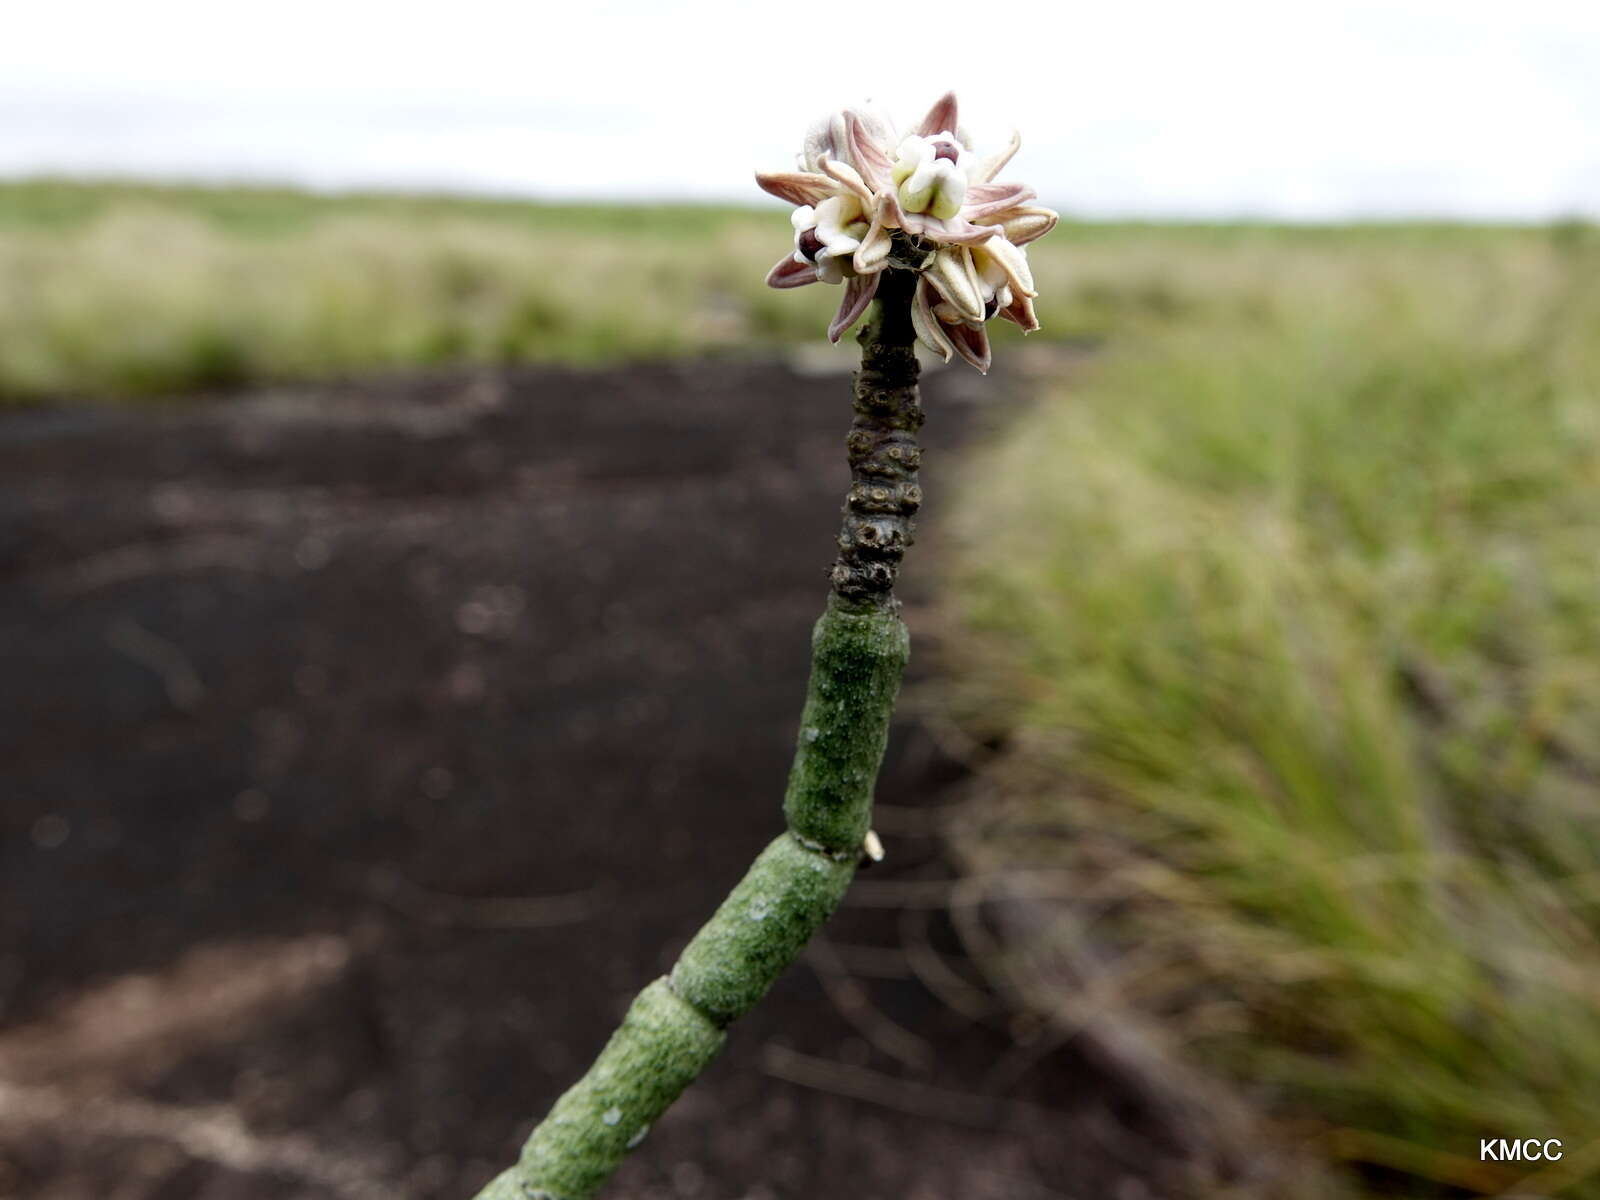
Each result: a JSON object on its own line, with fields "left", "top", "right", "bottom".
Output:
{"left": 829, "top": 268, "right": 924, "bottom": 608}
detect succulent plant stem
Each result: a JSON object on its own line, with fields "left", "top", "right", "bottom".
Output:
{"left": 829, "top": 267, "right": 924, "bottom": 606}
{"left": 472, "top": 272, "right": 922, "bottom": 1200}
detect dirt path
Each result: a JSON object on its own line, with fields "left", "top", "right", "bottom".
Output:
{"left": 0, "top": 359, "right": 1174, "bottom": 1200}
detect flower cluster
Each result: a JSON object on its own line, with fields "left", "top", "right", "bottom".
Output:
{"left": 757, "top": 92, "right": 1057, "bottom": 373}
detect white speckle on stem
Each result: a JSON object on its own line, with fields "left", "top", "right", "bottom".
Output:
{"left": 602, "top": 1106, "right": 622, "bottom": 1126}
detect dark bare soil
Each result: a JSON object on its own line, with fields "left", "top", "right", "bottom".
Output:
{"left": 0, "top": 359, "right": 1194, "bottom": 1200}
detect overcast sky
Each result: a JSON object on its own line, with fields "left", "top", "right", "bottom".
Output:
{"left": 4, "top": 0, "right": 1598, "bottom": 219}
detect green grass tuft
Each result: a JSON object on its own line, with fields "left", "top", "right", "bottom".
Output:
{"left": 940, "top": 228, "right": 1600, "bottom": 1197}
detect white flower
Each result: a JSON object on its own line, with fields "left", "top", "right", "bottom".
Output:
{"left": 890, "top": 133, "right": 969, "bottom": 221}
{"left": 789, "top": 195, "right": 871, "bottom": 284}
{"left": 757, "top": 107, "right": 898, "bottom": 343}
{"left": 911, "top": 238, "right": 1042, "bottom": 373}
{"left": 756, "top": 92, "right": 1059, "bottom": 365}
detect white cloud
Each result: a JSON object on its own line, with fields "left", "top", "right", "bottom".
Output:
{"left": 3, "top": 0, "right": 1597, "bottom": 216}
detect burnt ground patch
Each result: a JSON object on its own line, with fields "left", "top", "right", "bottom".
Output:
{"left": 0, "top": 359, "right": 1198, "bottom": 1200}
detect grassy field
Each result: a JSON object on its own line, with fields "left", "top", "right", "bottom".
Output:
{"left": 0, "top": 179, "right": 1551, "bottom": 401}
{"left": 0, "top": 180, "right": 812, "bottom": 398}
{"left": 9, "top": 179, "right": 1598, "bottom": 1196}
{"left": 938, "top": 218, "right": 1600, "bottom": 1195}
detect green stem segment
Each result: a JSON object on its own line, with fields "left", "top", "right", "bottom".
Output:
{"left": 473, "top": 270, "right": 922, "bottom": 1200}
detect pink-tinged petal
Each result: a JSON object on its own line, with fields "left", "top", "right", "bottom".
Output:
{"left": 946, "top": 321, "right": 991, "bottom": 374}
{"left": 819, "top": 158, "right": 873, "bottom": 206}
{"left": 766, "top": 254, "right": 818, "bottom": 289}
{"left": 801, "top": 112, "right": 851, "bottom": 173}
{"left": 911, "top": 279, "right": 955, "bottom": 363}
{"left": 852, "top": 193, "right": 896, "bottom": 275}
{"left": 962, "top": 181, "right": 1037, "bottom": 220}
{"left": 1000, "top": 292, "right": 1040, "bottom": 332}
{"left": 877, "top": 186, "right": 906, "bottom": 227}
{"left": 845, "top": 110, "right": 895, "bottom": 192}
{"left": 917, "top": 214, "right": 1002, "bottom": 245}
{"left": 978, "top": 205, "right": 1058, "bottom": 247}
{"left": 981, "top": 235, "right": 1037, "bottom": 298}
{"left": 755, "top": 170, "right": 835, "bottom": 207}
{"left": 895, "top": 207, "right": 927, "bottom": 237}
{"left": 971, "top": 130, "right": 1021, "bottom": 183}
{"left": 828, "top": 272, "right": 879, "bottom": 343}
{"left": 916, "top": 91, "right": 959, "bottom": 138}
{"left": 926, "top": 248, "right": 985, "bottom": 324}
